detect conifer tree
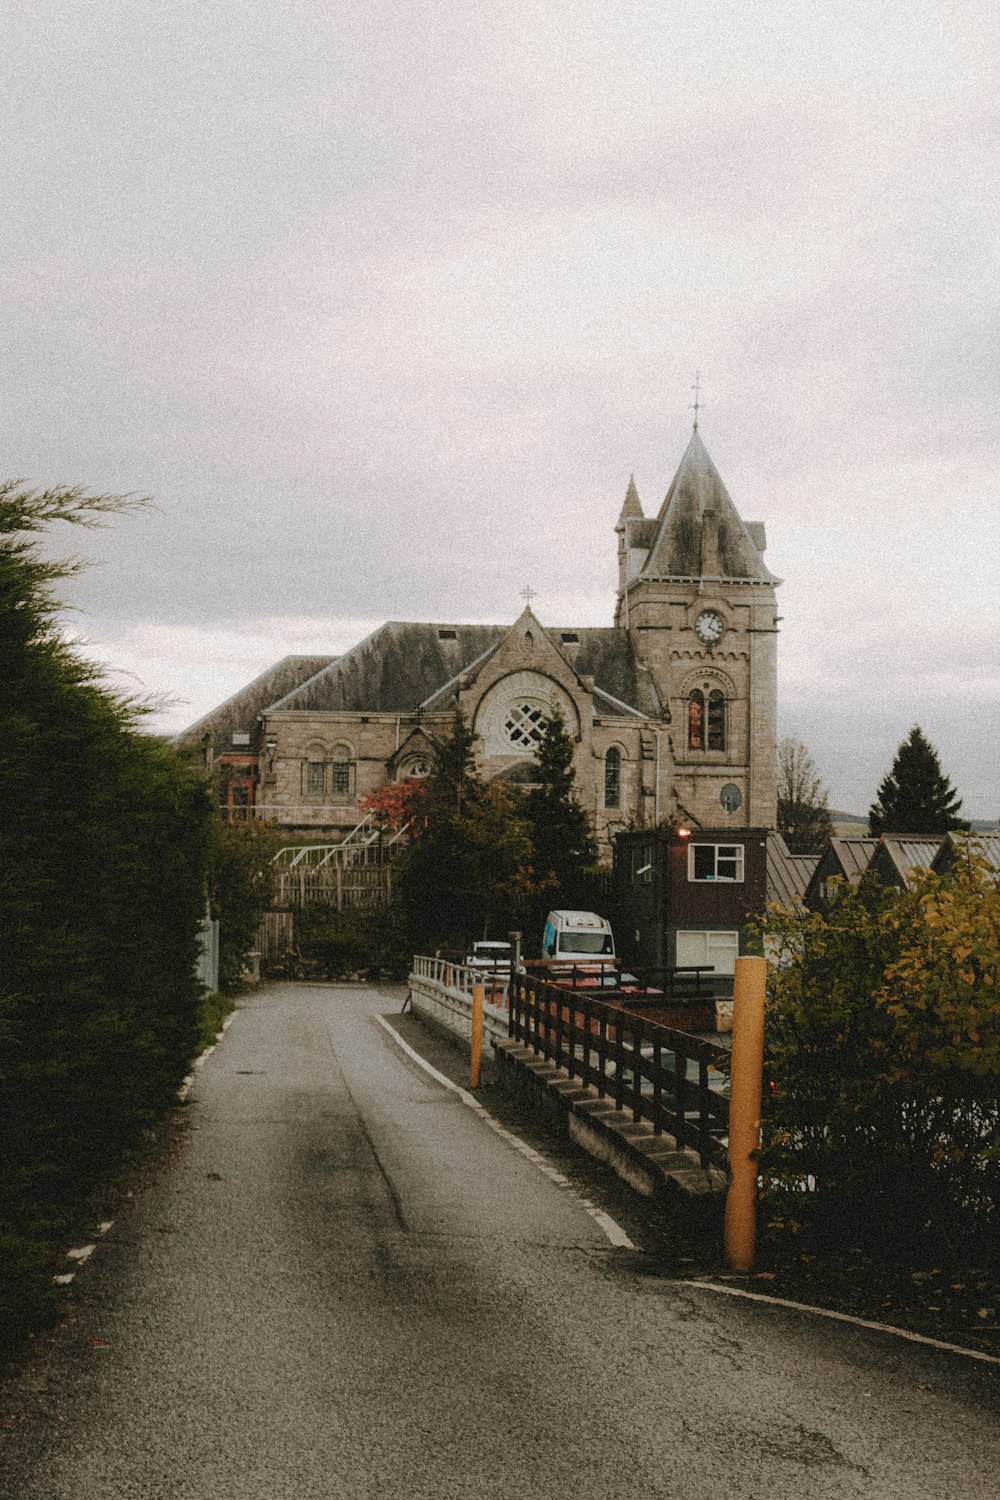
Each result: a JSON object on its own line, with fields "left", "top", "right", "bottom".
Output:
{"left": 868, "top": 726, "right": 969, "bottom": 836}
{"left": 394, "top": 712, "right": 532, "bottom": 950}
{"left": 524, "top": 706, "right": 598, "bottom": 898}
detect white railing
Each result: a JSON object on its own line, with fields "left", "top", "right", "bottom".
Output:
{"left": 408, "top": 956, "right": 511, "bottom": 1054}
{"left": 273, "top": 815, "right": 415, "bottom": 869}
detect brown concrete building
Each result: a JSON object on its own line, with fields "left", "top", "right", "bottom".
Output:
{"left": 176, "top": 428, "right": 782, "bottom": 854}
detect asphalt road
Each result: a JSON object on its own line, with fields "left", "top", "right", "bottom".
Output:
{"left": 1, "top": 982, "right": 997, "bottom": 1499}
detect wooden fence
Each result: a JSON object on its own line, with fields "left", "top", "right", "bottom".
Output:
{"left": 272, "top": 862, "right": 393, "bottom": 910}
{"left": 257, "top": 909, "right": 294, "bottom": 961}
{"left": 509, "top": 969, "right": 729, "bottom": 1171}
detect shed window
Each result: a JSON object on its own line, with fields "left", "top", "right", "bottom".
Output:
{"left": 604, "top": 748, "right": 621, "bottom": 808}
{"left": 676, "top": 930, "right": 740, "bottom": 975}
{"left": 689, "top": 844, "right": 744, "bottom": 883}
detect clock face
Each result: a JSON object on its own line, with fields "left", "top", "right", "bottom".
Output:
{"left": 695, "top": 609, "right": 725, "bottom": 644}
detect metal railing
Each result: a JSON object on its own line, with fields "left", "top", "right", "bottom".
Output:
{"left": 509, "top": 969, "right": 729, "bottom": 1170}
{"left": 410, "top": 954, "right": 511, "bottom": 1004}
{"left": 272, "top": 816, "right": 413, "bottom": 868}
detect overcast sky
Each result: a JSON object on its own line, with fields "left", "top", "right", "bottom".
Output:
{"left": 4, "top": 1, "right": 997, "bottom": 818}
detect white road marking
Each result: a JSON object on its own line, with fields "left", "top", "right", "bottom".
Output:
{"left": 66, "top": 1244, "right": 95, "bottom": 1262}
{"left": 375, "top": 1015, "right": 635, "bottom": 1251}
{"left": 689, "top": 1280, "right": 1000, "bottom": 1366}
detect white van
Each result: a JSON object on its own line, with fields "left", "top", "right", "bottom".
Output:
{"left": 541, "top": 910, "right": 615, "bottom": 961}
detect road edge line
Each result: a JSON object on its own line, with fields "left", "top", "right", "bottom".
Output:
{"left": 374, "top": 1015, "right": 635, "bottom": 1251}
{"left": 687, "top": 1280, "right": 1000, "bottom": 1366}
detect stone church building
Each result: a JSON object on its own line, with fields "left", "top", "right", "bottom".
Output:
{"left": 177, "top": 429, "right": 781, "bottom": 855}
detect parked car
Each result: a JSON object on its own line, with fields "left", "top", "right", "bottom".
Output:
{"left": 462, "top": 940, "right": 514, "bottom": 973}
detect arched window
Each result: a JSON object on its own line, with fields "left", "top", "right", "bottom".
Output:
{"left": 331, "top": 743, "right": 353, "bottom": 799}
{"left": 707, "top": 689, "right": 726, "bottom": 751}
{"left": 604, "top": 748, "right": 621, "bottom": 809}
{"left": 688, "top": 687, "right": 726, "bottom": 751}
{"left": 688, "top": 690, "right": 704, "bottom": 750}
{"left": 303, "top": 742, "right": 327, "bottom": 798}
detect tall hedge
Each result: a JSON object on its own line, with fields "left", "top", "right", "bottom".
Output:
{"left": 0, "top": 485, "right": 214, "bottom": 1356}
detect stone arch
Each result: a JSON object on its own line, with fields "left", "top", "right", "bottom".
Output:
{"left": 473, "top": 671, "right": 581, "bottom": 759}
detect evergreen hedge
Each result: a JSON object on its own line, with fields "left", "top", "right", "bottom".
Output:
{"left": 0, "top": 485, "right": 214, "bottom": 1360}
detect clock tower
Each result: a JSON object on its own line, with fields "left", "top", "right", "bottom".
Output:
{"left": 614, "top": 429, "right": 780, "bottom": 829}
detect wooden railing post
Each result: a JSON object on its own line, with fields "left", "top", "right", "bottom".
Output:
{"left": 725, "top": 955, "right": 766, "bottom": 1272}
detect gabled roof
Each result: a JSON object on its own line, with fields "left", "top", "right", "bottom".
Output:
{"left": 931, "top": 831, "right": 1000, "bottom": 874}
{"left": 263, "top": 619, "right": 653, "bottom": 718}
{"left": 877, "top": 836, "right": 946, "bottom": 887}
{"left": 174, "top": 655, "right": 336, "bottom": 746}
{"left": 827, "top": 837, "right": 879, "bottom": 882}
{"left": 638, "top": 430, "right": 779, "bottom": 583}
{"left": 270, "top": 623, "right": 505, "bottom": 714}
{"left": 766, "top": 833, "right": 820, "bottom": 913}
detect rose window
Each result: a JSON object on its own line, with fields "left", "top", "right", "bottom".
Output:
{"left": 503, "top": 701, "right": 547, "bottom": 749}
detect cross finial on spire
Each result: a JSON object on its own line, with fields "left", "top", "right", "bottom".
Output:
{"left": 520, "top": 584, "right": 536, "bottom": 608}
{"left": 690, "top": 371, "right": 704, "bottom": 431}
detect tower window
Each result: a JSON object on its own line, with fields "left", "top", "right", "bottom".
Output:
{"left": 688, "top": 687, "right": 726, "bottom": 751}
{"left": 688, "top": 690, "right": 704, "bottom": 750}
{"left": 604, "top": 748, "right": 621, "bottom": 808}
{"left": 707, "top": 689, "right": 726, "bottom": 750}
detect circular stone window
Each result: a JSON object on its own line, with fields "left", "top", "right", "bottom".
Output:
{"left": 503, "top": 701, "right": 547, "bottom": 750}
{"left": 720, "top": 783, "right": 742, "bottom": 813}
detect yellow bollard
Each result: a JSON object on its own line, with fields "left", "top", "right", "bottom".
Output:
{"left": 470, "top": 984, "right": 485, "bottom": 1089}
{"left": 724, "top": 955, "right": 766, "bottom": 1272}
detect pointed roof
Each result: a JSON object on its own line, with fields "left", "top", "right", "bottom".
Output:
{"left": 616, "top": 474, "right": 643, "bottom": 526}
{"left": 638, "top": 430, "right": 779, "bottom": 582}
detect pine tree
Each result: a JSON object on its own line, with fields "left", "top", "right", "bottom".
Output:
{"left": 394, "top": 712, "right": 532, "bottom": 950}
{"left": 777, "top": 737, "right": 834, "bottom": 854}
{"left": 524, "top": 706, "right": 598, "bottom": 898}
{"left": 868, "top": 726, "right": 969, "bottom": 836}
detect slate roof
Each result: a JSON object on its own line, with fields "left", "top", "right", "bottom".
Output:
{"left": 766, "top": 833, "right": 821, "bottom": 913}
{"left": 639, "top": 430, "right": 779, "bottom": 583}
{"left": 616, "top": 474, "right": 643, "bottom": 524}
{"left": 174, "top": 655, "right": 336, "bottom": 747}
{"left": 266, "top": 620, "right": 654, "bottom": 718}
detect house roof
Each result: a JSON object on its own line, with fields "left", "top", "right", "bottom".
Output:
{"left": 827, "top": 837, "right": 879, "bottom": 882}
{"left": 263, "top": 619, "right": 654, "bottom": 718}
{"left": 638, "top": 430, "right": 779, "bottom": 584}
{"left": 173, "top": 655, "right": 336, "bottom": 746}
{"left": 766, "top": 833, "right": 820, "bottom": 913}
{"left": 932, "top": 831, "right": 1000, "bottom": 873}
{"left": 877, "top": 836, "right": 945, "bottom": 886}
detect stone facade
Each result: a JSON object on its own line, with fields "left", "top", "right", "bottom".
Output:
{"left": 177, "top": 428, "right": 781, "bottom": 854}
